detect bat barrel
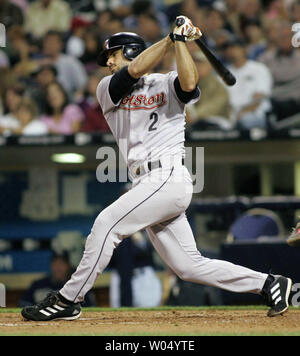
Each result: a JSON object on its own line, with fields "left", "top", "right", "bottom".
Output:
{"left": 195, "top": 39, "right": 236, "bottom": 86}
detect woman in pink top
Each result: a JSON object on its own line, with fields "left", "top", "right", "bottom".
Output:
{"left": 41, "top": 81, "right": 84, "bottom": 135}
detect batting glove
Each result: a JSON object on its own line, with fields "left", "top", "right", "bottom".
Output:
{"left": 170, "top": 16, "right": 202, "bottom": 42}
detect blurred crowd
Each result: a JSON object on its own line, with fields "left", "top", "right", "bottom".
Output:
{"left": 0, "top": 0, "right": 300, "bottom": 136}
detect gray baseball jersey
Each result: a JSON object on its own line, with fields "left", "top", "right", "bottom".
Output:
{"left": 96, "top": 71, "right": 200, "bottom": 173}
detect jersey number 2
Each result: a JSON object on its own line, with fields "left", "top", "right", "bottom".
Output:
{"left": 149, "top": 112, "right": 158, "bottom": 132}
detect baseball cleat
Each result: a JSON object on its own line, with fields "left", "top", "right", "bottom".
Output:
{"left": 287, "top": 221, "right": 300, "bottom": 246}
{"left": 261, "top": 275, "right": 292, "bottom": 317}
{"left": 21, "top": 291, "right": 81, "bottom": 321}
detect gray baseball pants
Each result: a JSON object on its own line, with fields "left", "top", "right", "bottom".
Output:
{"left": 60, "top": 162, "right": 268, "bottom": 303}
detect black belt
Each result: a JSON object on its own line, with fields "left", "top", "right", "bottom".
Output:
{"left": 135, "top": 158, "right": 184, "bottom": 176}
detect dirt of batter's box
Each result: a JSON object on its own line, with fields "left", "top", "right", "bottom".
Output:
{"left": 0, "top": 309, "right": 300, "bottom": 335}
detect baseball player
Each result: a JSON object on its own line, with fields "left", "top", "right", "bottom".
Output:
{"left": 22, "top": 16, "right": 292, "bottom": 321}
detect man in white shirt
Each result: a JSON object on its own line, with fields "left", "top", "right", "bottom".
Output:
{"left": 223, "top": 38, "right": 273, "bottom": 129}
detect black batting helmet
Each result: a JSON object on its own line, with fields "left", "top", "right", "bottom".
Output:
{"left": 97, "top": 32, "right": 146, "bottom": 66}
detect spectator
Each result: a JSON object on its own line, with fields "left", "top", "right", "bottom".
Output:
{"left": 95, "top": 9, "right": 125, "bottom": 41}
{"left": 0, "top": 83, "right": 24, "bottom": 136}
{"left": 210, "top": 29, "right": 235, "bottom": 56}
{"left": 200, "top": 6, "right": 235, "bottom": 53}
{"left": 259, "top": 21, "right": 300, "bottom": 120}
{"left": 14, "top": 97, "right": 48, "bottom": 135}
{"left": 262, "top": 18, "right": 283, "bottom": 52}
{"left": 186, "top": 50, "right": 231, "bottom": 130}
{"left": 41, "top": 30, "right": 88, "bottom": 97}
{"left": 28, "top": 64, "right": 58, "bottom": 114}
{"left": 0, "top": 50, "right": 9, "bottom": 69}
{"left": 289, "top": 0, "right": 300, "bottom": 23}
{"left": 8, "top": 26, "right": 38, "bottom": 80}
{"left": 137, "top": 13, "right": 163, "bottom": 45}
{"left": 95, "top": 9, "right": 114, "bottom": 38}
{"left": 265, "top": 0, "right": 290, "bottom": 21}
{"left": 2, "top": 83, "right": 24, "bottom": 113}
{"left": 66, "top": 17, "right": 92, "bottom": 59}
{"left": 223, "top": 37, "right": 273, "bottom": 129}
{"left": 225, "top": 0, "right": 243, "bottom": 36}
{"left": 165, "top": 0, "right": 198, "bottom": 24}
{"left": 0, "top": 0, "right": 24, "bottom": 28}
{"left": 238, "top": 0, "right": 266, "bottom": 36}
{"left": 243, "top": 19, "right": 268, "bottom": 60}
{"left": 79, "top": 28, "right": 103, "bottom": 74}
{"left": 93, "top": 0, "right": 131, "bottom": 18}
{"left": 123, "top": 0, "right": 169, "bottom": 36}
{"left": 19, "top": 253, "right": 96, "bottom": 307}
{"left": 0, "top": 68, "right": 16, "bottom": 115}
{"left": 204, "top": 7, "right": 228, "bottom": 35}
{"left": 25, "top": 0, "right": 72, "bottom": 40}
{"left": 41, "top": 81, "right": 84, "bottom": 135}
{"left": 76, "top": 74, "right": 110, "bottom": 133}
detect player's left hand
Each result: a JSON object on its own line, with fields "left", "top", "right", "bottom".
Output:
{"left": 173, "top": 16, "right": 202, "bottom": 42}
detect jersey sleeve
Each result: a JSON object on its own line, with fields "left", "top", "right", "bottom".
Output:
{"left": 96, "top": 68, "right": 140, "bottom": 115}
{"left": 167, "top": 71, "right": 201, "bottom": 105}
{"left": 96, "top": 75, "right": 120, "bottom": 116}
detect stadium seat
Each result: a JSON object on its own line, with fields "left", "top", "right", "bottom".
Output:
{"left": 227, "top": 208, "right": 285, "bottom": 242}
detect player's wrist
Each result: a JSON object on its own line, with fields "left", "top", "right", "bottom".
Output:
{"left": 166, "top": 33, "right": 175, "bottom": 46}
{"left": 169, "top": 32, "right": 186, "bottom": 43}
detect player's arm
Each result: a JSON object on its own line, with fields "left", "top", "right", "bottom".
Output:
{"left": 172, "top": 42, "right": 200, "bottom": 104}
{"left": 170, "top": 16, "right": 202, "bottom": 103}
{"left": 174, "top": 41, "right": 199, "bottom": 92}
{"left": 128, "top": 36, "right": 173, "bottom": 79}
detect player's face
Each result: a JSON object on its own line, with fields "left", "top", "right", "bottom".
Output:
{"left": 106, "top": 49, "right": 130, "bottom": 74}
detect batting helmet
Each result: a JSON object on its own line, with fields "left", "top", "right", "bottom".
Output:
{"left": 97, "top": 32, "right": 146, "bottom": 66}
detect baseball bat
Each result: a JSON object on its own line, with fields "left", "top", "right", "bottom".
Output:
{"left": 175, "top": 18, "right": 236, "bottom": 86}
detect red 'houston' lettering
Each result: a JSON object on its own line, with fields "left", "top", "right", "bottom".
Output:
{"left": 148, "top": 96, "right": 155, "bottom": 105}
{"left": 156, "top": 92, "right": 166, "bottom": 104}
{"left": 129, "top": 95, "right": 136, "bottom": 105}
{"left": 119, "top": 92, "right": 167, "bottom": 110}
{"left": 121, "top": 96, "right": 129, "bottom": 105}
{"left": 134, "top": 95, "right": 144, "bottom": 106}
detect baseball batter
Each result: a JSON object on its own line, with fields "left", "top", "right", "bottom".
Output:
{"left": 22, "top": 16, "right": 292, "bottom": 321}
